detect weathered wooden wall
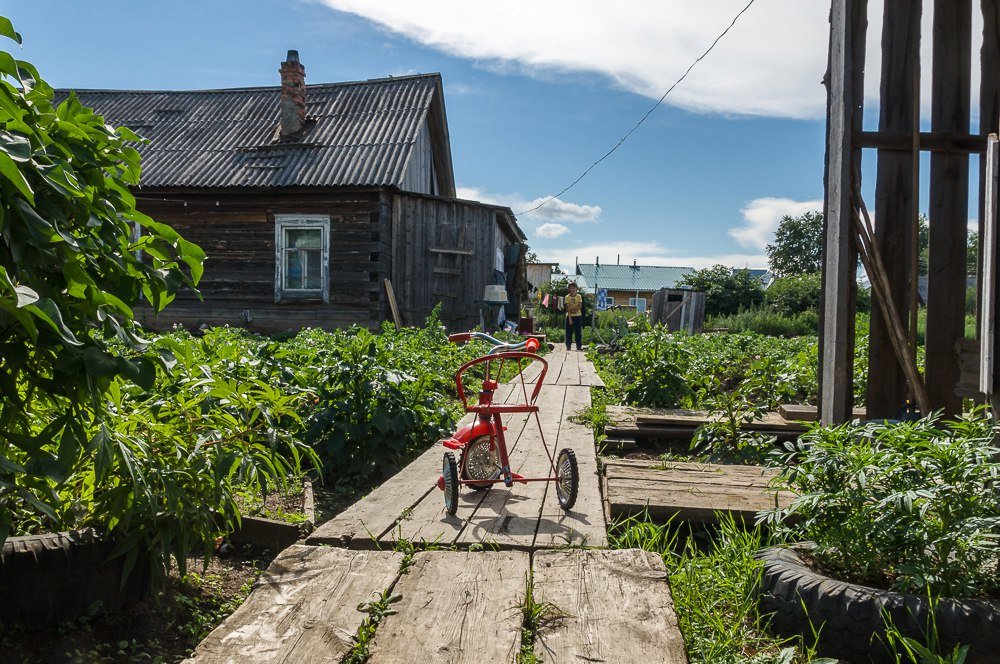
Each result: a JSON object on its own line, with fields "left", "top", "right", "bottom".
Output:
{"left": 134, "top": 188, "right": 391, "bottom": 333}
{"left": 391, "top": 192, "right": 519, "bottom": 330}
{"left": 399, "top": 120, "right": 439, "bottom": 196}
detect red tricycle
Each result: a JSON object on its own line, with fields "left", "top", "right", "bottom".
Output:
{"left": 436, "top": 332, "right": 579, "bottom": 515}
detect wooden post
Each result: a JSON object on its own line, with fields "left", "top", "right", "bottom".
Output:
{"left": 868, "top": 0, "right": 921, "bottom": 419}
{"left": 980, "top": 135, "right": 999, "bottom": 399}
{"left": 926, "top": 0, "right": 972, "bottom": 416}
{"left": 980, "top": 0, "right": 1000, "bottom": 326}
{"left": 820, "top": 0, "right": 867, "bottom": 425}
{"left": 384, "top": 278, "right": 403, "bottom": 329}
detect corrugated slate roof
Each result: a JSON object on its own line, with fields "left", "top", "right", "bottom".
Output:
{"left": 575, "top": 264, "right": 695, "bottom": 292}
{"left": 55, "top": 74, "right": 449, "bottom": 190}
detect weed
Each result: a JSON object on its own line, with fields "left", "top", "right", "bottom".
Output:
{"left": 342, "top": 589, "right": 403, "bottom": 664}
{"left": 515, "top": 570, "right": 564, "bottom": 664}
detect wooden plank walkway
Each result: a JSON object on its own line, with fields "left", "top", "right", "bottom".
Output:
{"left": 367, "top": 551, "right": 528, "bottom": 663}
{"left": 604, "top": 458, "right": 795, "bottom": 523}
{"left": 185, "top": 546, "right": 401, "bottom": 663}
{"left": 308, "top": 347, "right": 607, "bottom": 550}
{"left": 532, "top": 549, "right": 688, "bottom": 663}
{"left": 191, "top": 349, "right": 694, "bottom": 662}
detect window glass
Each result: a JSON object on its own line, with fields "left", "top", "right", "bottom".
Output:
{"left": 283, "top": 227, "right": 323, "bottom": 290}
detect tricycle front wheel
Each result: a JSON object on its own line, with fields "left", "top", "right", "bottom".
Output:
{"left": 555, "top": 448, "right": 579, "bottom": 510}
{"left": 442, "top": 452, "right": 459, "bottom": 515}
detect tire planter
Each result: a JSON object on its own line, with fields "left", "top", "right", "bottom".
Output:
{"left": 757, "top": 546, "right": 1000, "bottom": 663}
{"left": 0, "top": 528, "right": 149, "bottom": 629}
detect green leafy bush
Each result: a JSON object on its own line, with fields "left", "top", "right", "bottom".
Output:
{"left": 598, "top": 327, "right": 818, "bottom": 410}
{"left": 707, "top": 307, "right": 818, "bottom": 337}
{"left": 0, "top": 20, "right": 205, "bottom": 546}
{"left": 765, "top": 273, "right": 822, "bottom": 316}
{"left": 766, "top": 412, "right": 1000, "bottom": 598}
{"left": 679, "top": 265, "right": 765, "bottom": 317}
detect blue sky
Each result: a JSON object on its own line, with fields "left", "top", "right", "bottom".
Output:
{"left": 5, "top": 1, "right": 969, "bottom": 271}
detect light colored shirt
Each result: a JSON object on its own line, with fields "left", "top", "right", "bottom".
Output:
{"left": 565, "top": 293, "right": 583, "bottom": 318}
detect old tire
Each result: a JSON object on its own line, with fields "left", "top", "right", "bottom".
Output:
{"left": 442, "top": 452, "right": 459, "bottom": 516}
{"left": 757, "top": 545, "right": 1000, "bottom": 663}
{"left": 0, "top": 528, "right": 149, "bottom": 629}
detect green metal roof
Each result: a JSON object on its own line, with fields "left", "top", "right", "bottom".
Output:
{"left": 574, "top": 264, "right": 694, "bottom": 292}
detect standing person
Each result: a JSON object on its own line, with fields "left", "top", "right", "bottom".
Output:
{"left": 564, "top": 282, "right": 584, "bottom": 351}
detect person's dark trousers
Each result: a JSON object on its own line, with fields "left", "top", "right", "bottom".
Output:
{"left": 565, "top": 316, "right": 583, "bottom": 350}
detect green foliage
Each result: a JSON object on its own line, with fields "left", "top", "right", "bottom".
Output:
{"left": 609, "top": 513, "right": 826, "bottom": 663}
{"left": 707, "top": 307, "right": 818, "bottom": 337}
{"left": 766, "top": 211, "right": 823, "bottom": 277}
{"left": 766, "top": 273, "right": 823, "bottom": 316}
{"left": 692, "top": 379, "right": 775, "bottom": 464}
{"left": 597, "top": 327, "right": 818, "bottom": 411}
{"left": 302, "top": 327, "right": 456, "bottom": 481}
{"left": 679, "top": 265, "right": 764, "bottom": 317}
{"left": 0, "top": 19, "right": 212, "bottom": 563}
{"left": 766, "top": 411, "right": 1000, "bottom": 597}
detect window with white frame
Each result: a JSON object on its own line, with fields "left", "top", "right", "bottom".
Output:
{"left": 628, "top": 297, "right": 647, "bottom": 312}
{"left": 605, "top": 296, "right": 614, "bottom": 307}
{"left": 275, "top": 215, "right": 330, "bottom": 302}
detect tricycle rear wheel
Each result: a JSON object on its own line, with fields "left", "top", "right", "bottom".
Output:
{"left": 555, "top": 448, "right": 579, "bottom": 510}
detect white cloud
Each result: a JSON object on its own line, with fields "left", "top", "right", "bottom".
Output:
{"left": 531, "top": 240, "right": 767, "bottom": 274}
{"left": 536, "top": 222, "right": 570, "bottom": 239}
{"left": 319, "top": 2, "right": 985, "bottom": 121}
{"left": 730, "top": 197, "right": 822, "bottom": 251}
{"left": 318, "top": 1, "right": 831, "bottom": 119}
{"left": 456, "top": 186, "right": 601, "bottom": 223}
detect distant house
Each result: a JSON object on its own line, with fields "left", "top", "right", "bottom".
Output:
{"left": 58, "top": 51, "right": 526, "bottom": 332}
{"left": 573, "top": 263, "right": 772, "bottom": 311}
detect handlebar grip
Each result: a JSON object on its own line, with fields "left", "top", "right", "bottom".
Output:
{"left": 448, "top": 332, "right": 472, "bottom": 344}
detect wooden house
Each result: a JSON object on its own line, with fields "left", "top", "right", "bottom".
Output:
{"left": 60, "top": 51, "right": 526, "bottom": 333}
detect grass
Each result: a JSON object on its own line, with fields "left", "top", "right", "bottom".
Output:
{"left": 515, "top": 570, "right": 564, "bottom": 664}
{"left": 608, "top": 512, "right": 822, "bottom": 663}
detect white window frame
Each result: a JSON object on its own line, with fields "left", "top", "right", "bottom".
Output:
{"left": 605, "top": 296, "right": 615, "bottom": 307}
{"left": 629, "top": 297, "right": 647, "bottom": 313}
{"left": 274, "top": 215, "right": 330, "bottom": 303}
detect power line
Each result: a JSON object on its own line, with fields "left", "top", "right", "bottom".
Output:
{"left": 516, "top": 0, "right": 759, "bottom": 217}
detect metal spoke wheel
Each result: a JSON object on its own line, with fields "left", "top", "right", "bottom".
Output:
{"left": 555, "top": 448, "right": 579, "bottom": 510}
{"left": 442, "top": 452, "right": 459, "bottom": 515}
{"left": 460, "top": 435, "right": 501, "bottom": 490}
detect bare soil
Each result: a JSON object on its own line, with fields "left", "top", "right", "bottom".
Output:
{"left": 2, "top": 544, "right": 278, "bottom": 664}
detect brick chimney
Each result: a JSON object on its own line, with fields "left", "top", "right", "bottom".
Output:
{"left": 279, "top": 50, "right": 306, "bottom": 138}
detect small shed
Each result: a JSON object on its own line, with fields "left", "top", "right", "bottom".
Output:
{"left": 650, "top": 288, "right": 705, "bottom": 333}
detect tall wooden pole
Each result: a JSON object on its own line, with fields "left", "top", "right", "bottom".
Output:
{"left": 868, "top": 0, "right": 921, "bottom": 419}
{"left": 926, "top": 0, "right": 972, "bottom": 417}
{"left": 820, "top": 0, "right": 866, "bottom": 425}
{"left": 980, "top": 0, "right": 1000, "bottom": 328}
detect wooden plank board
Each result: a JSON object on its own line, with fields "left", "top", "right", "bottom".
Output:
{"left": 532, "top": 549, "right": 687, "bottom": 663}
{"left": 605, "top": 463, "right": 794, "bottom": 522}
{"left": 555, "top": 349, "right": 582, "bottom": 386}
{"left": 606, "top": 477, "right": 793, "bottom": 522}
{"left": 535, "top": 385, "right": 608, "bottom": 548}
{"left": 185, "top": 546, "right": 401, "bottom": 663}
{"left": 634, "top": 409, "right": 806, "bottom": 432}
{"left": 578, "top": 356, "right": 605, "bottom": 388}
{"left": 367, "top": 551, "right": 528, "bottom": 663}
{"left": 779, "top": 403, "right": 867, "bottom": 422}
{"left": 454, "top": 385, "right": 566, "bottom": 549}
{"left": 605, "top": 458, "right": 781, "bottom": 480}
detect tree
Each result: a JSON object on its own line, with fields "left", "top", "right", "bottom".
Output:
{"left": 679, "top": 265, "right": 764, "bottom": 317}
{"left": 765, "top": 273, "right": 822, "bottom": 316}
{"left": 766, "top": 211, "right": 823, "bottom": 277}
{"left": 0, "top": 19, "right": 204, "bottom": 544}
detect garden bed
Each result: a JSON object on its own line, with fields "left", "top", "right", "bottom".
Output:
{"left": 1, "top": 544, "right": 277, "bottom": 664}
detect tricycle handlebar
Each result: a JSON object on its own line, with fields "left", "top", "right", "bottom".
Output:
{"left": 449, "top": 331, "right": 537, "bottom": 355}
